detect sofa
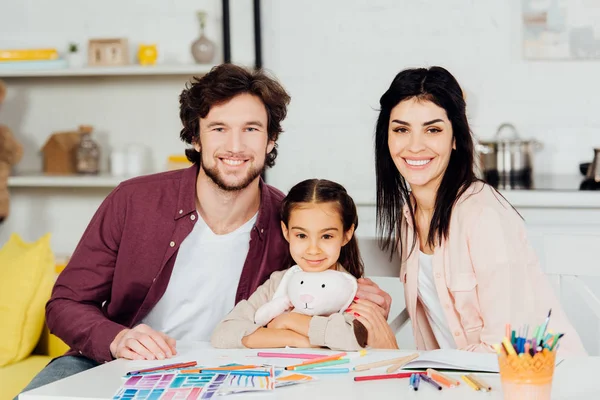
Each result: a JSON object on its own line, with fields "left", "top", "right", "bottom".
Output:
{"left": 0, "top": 327, "right": 68, "bottom": 400}
{"left": 0, "top": 233, "right": 69, "bottom": 400}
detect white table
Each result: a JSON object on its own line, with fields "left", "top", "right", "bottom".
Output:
{"left": 20, "top": 342, "right": 600, "bottom": 400}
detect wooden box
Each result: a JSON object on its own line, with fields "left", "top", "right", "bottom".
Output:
{"left": 41, "top": 131, "right": 82, "bottom": 174}
{"left": 88, "top": 38, "right": 129, "bottom": 66}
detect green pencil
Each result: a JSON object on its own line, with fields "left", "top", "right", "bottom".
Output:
{"left": 293, "top": 358, "right": 350, "bottom": 371}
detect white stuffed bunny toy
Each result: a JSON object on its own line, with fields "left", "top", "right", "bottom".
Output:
{"left": 254, "top": 265, "right": 357, "bottom": 327}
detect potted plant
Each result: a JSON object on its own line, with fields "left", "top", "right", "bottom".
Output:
{"left": 66, "top": 42, "right": 84, "bottom": 68}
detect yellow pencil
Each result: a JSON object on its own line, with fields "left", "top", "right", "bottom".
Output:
{"left": 467, "top": 374, "right": 492, "bottom": 392}
{"left": 461, "top": 375, "right": 480, "bottom": 391}
{"left": 502, "top": 337, "right": 517, "bottom": 356}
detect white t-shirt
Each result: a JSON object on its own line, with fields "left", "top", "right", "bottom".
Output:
{"left": 417, "top": 251, "right": 457, "bottom": 349}
{"left": 141, "top": 211, "right": 257, "bottom": 341}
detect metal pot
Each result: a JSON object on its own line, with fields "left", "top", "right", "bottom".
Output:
{"left": 475, "top": 123, "right": 543, "bottom": 189}
{"left": 580, "top": 148, "right": 600, "bottom": 190}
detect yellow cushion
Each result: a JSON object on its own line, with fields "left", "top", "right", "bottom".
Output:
{"left": 33, "top": 326, "right": 69, "bottom": 358}
{"left": 0, "top": 355, "right": 53, "bottom": 400}
{"left": 0, "top": 233, "right": 54, "bottom": 367}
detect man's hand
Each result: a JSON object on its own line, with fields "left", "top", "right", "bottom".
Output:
{"left": 110, "top": 324, "right": 177, "bottom": 360}
{"left": 356, "top": 277, "right": 392, "bottom": 319}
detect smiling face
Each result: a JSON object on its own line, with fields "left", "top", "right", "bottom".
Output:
{"left": 196, "top": 93, "right": 274, "bottom": 191}
{"left": 281, "top": 202, "right": 354, "bottom": 273}
{"left": 388, "top": 97, "right": 455, "bottom": 190}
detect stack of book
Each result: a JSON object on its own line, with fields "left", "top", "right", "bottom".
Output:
{"left": 0, "top": 48, "right": 67, "bottom": 70}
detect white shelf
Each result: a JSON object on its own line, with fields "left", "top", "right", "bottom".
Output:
{"left": 8, "top": 174, "right": 125, "bottom": 188}
{"left": 0, "top": 64, "right": 216, "bottom": 78}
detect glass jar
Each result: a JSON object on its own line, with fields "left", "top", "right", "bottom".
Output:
{"left": 75, "top": 127, "right": 100, "bottom": 174}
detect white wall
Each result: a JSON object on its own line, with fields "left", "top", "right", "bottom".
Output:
{"left": 262, "top": 0, "right": 600, "bottom": 202}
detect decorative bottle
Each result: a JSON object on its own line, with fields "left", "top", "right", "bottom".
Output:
{"left": 191, "top": 11, "right": 216, "bottom": 64}
{"left": 75, "top": 125, "right": 100, "bottom": 174}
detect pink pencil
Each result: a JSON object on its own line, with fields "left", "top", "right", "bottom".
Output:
{"left": 257, "top": 352, "right": 325, "bottom": 359}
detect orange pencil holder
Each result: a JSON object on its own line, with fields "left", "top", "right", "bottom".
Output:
{"left": 498, "top": 349, "right": 556, "bottom": 400}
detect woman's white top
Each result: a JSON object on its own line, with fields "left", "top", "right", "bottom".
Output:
{"left": 417, "top": 251, "right": 457, "bottom": 349}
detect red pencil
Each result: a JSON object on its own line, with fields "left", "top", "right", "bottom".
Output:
{"left": 126, "top": 361, "right": 197, "bottom": 375}
{"left": 354, "top": 372, "right": 424, "bottom": 382}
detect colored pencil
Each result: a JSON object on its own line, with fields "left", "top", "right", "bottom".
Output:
{"left": 292, "top": 359, "right": 350, "bottom": 371}
{"left": 285, "top": 352, "right": 346, "bottom": 370}
{"left": 539, "top": 309, "right": 552, "bottom": 340}
{"left": 354, "top": 372, "right": 424, "bottom": 382}
{"left": 502, "top": 337, "right": 517, "bottom": 356}
{"left": 300, "top": 368, "right": 350, "bottom": 374}
{"left": 256, "top": 352, "right": 325, "bottom": 359}
{"left": 181, "top": 365, "right": 259, "bottom": 374}
{"left": 126, "top": 361, "right": 197, "bottom": 376}
{"left": 386, "top": 353, "right": 419, "bottom": 373}
{"left": 421, "top": 374, "right": 443, "bottom": 390}
{"left": 461, "top": 375, "right": 480, "bottom": 391}
{"left": 426, "top": 369, "right": 460, "bottom": 388}
{"left": 198, "top": 370, "right": 271, "bottom": 376}
{"left": 413, "top": 373, "right": 421, "bottom": 390}
{"left": 549, "top": 333, "right": 564, "bottom": 351}
{"left": 409, "top": 374, "right": 416, "bottom": 390}
{"left": 467, "top": 374, "right": 492, "bottom": 392}
{"left": 354, "top": 354, "right": 419, "bottom": 372}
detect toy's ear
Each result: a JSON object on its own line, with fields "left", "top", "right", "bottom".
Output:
{"left": 271, "top": 265, "right": 302, "bottom": 300}
{"left": 339, "top": 273, "right": 359, "bottom": 312}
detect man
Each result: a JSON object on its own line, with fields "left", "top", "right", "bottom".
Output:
{"left": 21, "top": 64, "right": 392, "bottom": 394}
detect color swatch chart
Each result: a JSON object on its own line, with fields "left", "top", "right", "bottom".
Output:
{"left": 112, "top": 372, "right": 227, "bottom": 400}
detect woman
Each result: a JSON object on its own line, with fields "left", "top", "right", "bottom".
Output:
{"left": 349, "top": 66, "right": 585, "bottom": 355}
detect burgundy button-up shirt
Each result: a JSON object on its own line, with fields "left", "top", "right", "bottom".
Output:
{"left": 46, "top": 165, "right": 290, "bottom": 363}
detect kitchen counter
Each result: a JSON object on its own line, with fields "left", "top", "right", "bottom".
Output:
{"left": 352, "top": 175, "right": 600, "bottom": 209}
{"left": 497, "top": 174, "right": 600, "bottom": 208}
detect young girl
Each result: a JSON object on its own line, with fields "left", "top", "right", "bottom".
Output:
{"left": 350, "top": 66, "right": 586, "bottom": 355}
{"left": 211, "top": 179, "right": 368, "bottom": 350}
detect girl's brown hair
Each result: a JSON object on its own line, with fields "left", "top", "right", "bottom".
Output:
{"left": 281, "top": 179, "right": 364, "bottom": 279}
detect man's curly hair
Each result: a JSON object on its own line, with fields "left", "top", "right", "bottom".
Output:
{"left": 179, "top": 64, "right": 291, "bottom": 168}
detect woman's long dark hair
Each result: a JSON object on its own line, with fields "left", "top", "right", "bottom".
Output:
{"left": 375, "top": 66, "right": 478, "bottom": 260}
{"left": 281, "top": 179, "right": 364, "bottom": 280}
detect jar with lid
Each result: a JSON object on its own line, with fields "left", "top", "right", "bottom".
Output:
{"left": 75, "top": 125, "right": 100, "bottom": 174}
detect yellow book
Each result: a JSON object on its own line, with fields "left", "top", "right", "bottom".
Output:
{"left": 0, "top": 48, "right": 59, "bottom": 61}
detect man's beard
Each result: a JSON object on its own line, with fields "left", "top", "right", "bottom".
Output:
{"left": 201, "top": 155, "right": 264, "bottom": 192}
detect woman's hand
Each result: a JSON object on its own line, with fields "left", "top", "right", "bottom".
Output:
{"left": 356, "top": 278, "right": 392, "bottom": 319}
{"left": 349, "top": 299, "right": 399, "bottom": 349}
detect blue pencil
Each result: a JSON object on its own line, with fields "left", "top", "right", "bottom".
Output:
{"left": 299, "top": 368, "right": 350, "bottom": 374}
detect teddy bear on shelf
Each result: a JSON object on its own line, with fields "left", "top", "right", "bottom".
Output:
{"left": 0, "top": 79, "right": 24, "bottom": 224}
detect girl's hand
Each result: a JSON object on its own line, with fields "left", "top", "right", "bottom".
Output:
{"left": 356, "top": 278, "right": 392, "bottom": 319}
{"left": 268, "top": 312, "right": 311, "bottom": 336}
{"left": 349, "top": 299, "right": 399, "bottom": 349}
{"left": 267, "top": 313, "right": 290, "bottom": 330}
